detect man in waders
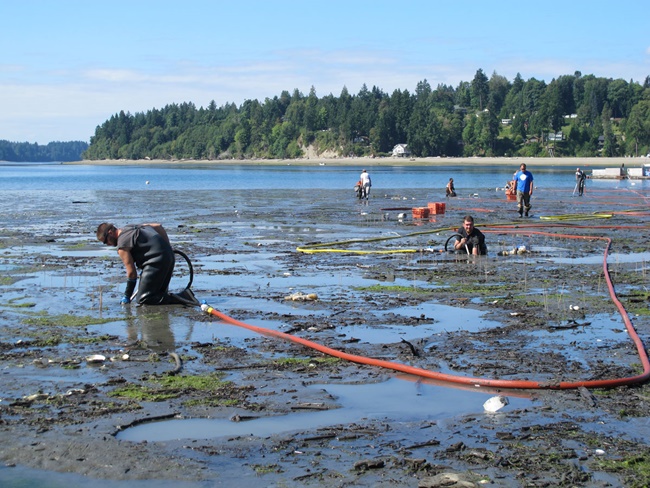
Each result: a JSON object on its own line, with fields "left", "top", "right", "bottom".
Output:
{"left": 446, "top": 178, "right": 457, "bottom": 197}
{"left": 513, "top": 163, "right": 534, "bottom": 217}
{"left": 454, "top": 215, "right": 487, "bottom": 255}
{"left": 97, "top": 222, "right": 176, "bottom": 305}
{"left": 576, "top": 167, "right": 586, "bottom": 196}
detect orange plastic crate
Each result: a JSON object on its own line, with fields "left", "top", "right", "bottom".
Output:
{"left": 412, "top": 207, "right": 430, "bottom": 219}
{"left": 427, "top": 202, "right": 446, "bottom": 214}
{"left": 506, "top": 191, "right": 517, "bottom": 201}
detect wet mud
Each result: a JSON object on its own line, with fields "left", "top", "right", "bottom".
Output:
{"left": 1, "top": 184, "right": 650, "bottom": 487}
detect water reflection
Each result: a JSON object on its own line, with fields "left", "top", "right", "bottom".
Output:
{"left": 124, "top": 307, "right": 177, "bottom": 352}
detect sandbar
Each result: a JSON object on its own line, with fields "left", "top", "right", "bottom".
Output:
{"left": 71, "top": 156, "right": 645, "bottom": 168}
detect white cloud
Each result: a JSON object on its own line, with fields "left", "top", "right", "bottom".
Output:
{"left": 2, "top": 44, "right": 649, "bottom": 144}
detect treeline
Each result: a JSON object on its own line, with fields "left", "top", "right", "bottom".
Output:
{"left": 83, "top": 69, "right": 650, "bottom": 161}
{"left": 0, "top": 140, "right": 88, "bottom": 162}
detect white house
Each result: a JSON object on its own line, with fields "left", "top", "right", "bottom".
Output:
{"left": 392, "top": 144, "right": 411, "bottom": 158}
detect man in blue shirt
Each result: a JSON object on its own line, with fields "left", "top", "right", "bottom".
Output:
{"left": 512, "top": 163, "right": 534, "bottom": 217}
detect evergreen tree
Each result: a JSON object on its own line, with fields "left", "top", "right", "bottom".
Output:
{"left": 75, "top": 69, "right": 648, "bottom": 161}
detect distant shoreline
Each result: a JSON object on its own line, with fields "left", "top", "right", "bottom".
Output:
{"left": 67, "top": 156, "right": 644, "bottom": 168}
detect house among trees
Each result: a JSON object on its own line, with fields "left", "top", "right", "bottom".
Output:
{"left": 392, "top": 144, "right": 411, "bottom": 157}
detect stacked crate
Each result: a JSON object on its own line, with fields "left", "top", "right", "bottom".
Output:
{"left": 412, "top": 207, "right": 430, "bottom": 219}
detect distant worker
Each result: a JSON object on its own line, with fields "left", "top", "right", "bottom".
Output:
{"left": 360, "top": 169, "right": 371, "bottom": 200}
{"left": 575, "top": 167, "right": 586, "bottom": 196}
{"left": 512, "top": 163, "right": 534, "bottom": 217}
{"left": 354, "top": 179, "right": 363, "bottom": 199}
{"left": 454, "top": 215, "right": 487, "bottom": 255}
{"left": 446, "top": 178, "right": 457, "bottom": 197}
{"left": 97, "top": 222, "right": 175, "bottom": 305}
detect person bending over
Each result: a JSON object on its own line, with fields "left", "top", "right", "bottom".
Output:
{"left": 454, "top": 215, "right": 487, "bottom": 255}
{"left": 97, "top": 222, "right": 175, "bottom": 305}
{"left": 446, "top": 178, "right": 457, "bottom": 197}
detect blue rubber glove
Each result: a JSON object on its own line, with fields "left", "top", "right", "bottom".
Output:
{"left": 120, "top": 296, "right": 131, "bottom": 304}
{"left": 124, "top": 277, "right": 137, "bottom": 298}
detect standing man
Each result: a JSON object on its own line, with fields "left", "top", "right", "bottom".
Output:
{"left": 513, "top": 163, "right": 534, "bottom": 217}
{"left": 360, "top": 169, "right": 372, "bottom": 200}
{"left": 576, "top": 168, "right": 586, "bottom": 196}
{"left": 454, "top": 215, "right": 487, "bottom": 255}
{"left": 97, "top": 222, "right": 175, "bottom": 305}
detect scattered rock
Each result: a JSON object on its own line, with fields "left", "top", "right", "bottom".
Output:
{"left": 353, "top": 458, "right": 385, "bottom": 471}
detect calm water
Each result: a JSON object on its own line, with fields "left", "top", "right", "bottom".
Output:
{"left": 1, "top": 161, "right": 647, "bottom": 192}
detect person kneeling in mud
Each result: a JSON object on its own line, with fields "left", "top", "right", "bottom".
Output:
{"left": 354, "top": 179, "right": 363, "bottom": 199}
{"left": 97, "top": 222, "right": 176, "bottom": 305}
{"left": 454, "top": 215, "right": 487, "bottom": 256}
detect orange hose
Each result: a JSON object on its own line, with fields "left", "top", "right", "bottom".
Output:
{"left": 201, "top": 229, "right": 650, "bottom": 390}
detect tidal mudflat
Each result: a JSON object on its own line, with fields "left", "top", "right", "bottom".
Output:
{"left": 1, "top": 170, "right": 649, "bottom": 487}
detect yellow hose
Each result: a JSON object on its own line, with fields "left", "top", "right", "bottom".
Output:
{"left": 539, "top": 213, "right": 613, "bottom": 221}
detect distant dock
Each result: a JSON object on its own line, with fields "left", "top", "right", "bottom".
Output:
{"left": 591, "top": 164, "right": 650, "bottom": 179}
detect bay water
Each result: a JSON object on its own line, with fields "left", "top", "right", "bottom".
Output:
{"left": 1, "top": 161, "right": 645, "bottom": 192}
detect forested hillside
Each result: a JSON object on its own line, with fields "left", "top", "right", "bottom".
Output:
{"left": 83, "top": 69, "right": 650, "bottom": 161}
{"left": 0, "top": 140, "right": 88, "bottom": 162}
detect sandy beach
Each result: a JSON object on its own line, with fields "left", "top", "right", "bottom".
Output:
{"left": 70, "top": 156, "right": 645, "bottom": 167}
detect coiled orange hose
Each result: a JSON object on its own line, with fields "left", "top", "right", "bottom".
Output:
{"left": 201, "top": 228, "right": 650, "bottom": 390}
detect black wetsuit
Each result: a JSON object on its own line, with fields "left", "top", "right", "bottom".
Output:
{"left": 578, "top": 172, "right": 586, "bottom": 196}
{"left": 117, "top": 224, "right": 175, "bottom": 305}
{"left": 455, "top": 226, "right": 487, "bottom": 255}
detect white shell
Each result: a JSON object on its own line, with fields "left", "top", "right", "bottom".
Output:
{"left": 85, "top": 354, "right": 106, "bottom": 364}
{"left": 483, "top": 395, "right": 509, "bottom": 412}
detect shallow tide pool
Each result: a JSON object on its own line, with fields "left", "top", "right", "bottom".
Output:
{"left": 116, "top": 376, "right": 533, "bottom": 442}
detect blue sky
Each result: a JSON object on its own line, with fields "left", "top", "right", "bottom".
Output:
{"left": 2, "top": 0, "right": 648, "bottom": 144}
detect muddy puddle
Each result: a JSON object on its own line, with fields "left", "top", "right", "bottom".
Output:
{"left": 116, "top": 377, "right": 533, "bottom": 442}
{"left": 551, "top": 251, "right": 650, "bottom": 265}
